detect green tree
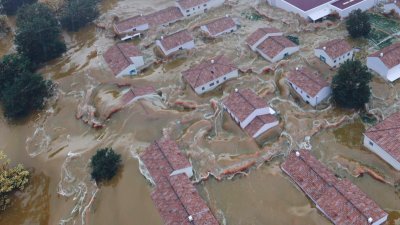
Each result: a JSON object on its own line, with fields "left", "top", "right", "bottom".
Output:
{"left": 0, "top": 0, "right": 36, "bottom": 15}
{"left": 0, "top": 54, "right": 34, "bottom": 89}
{"left": 60, "top": 0, "right": 99, "bottom": 32}
{"left": 346, "top": 9, "right": 371, "bottom": 38}
{"left": 331, "top": 60, "right": 372, "bottom": 109}
{"left": 0, "top": 151, "right": 30, "bottom": 211}
{"left": 90, "top": 148, "right": 121, "bottom": 183}
{"left": 15, "top": 3, "right": 66, "bottom": 64}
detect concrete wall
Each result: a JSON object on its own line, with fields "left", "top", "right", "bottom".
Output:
{"left": 253, "top": 120, "right": 279, "bottom": 138}
{"left": 156, "top": 40, "right": 195, "bottom": 56}
{"left": 314, "top": 48, "right": 353, "bottom": 68}
{"left": 193, "top": 69, "right": 239, "bottom": 95}
{"left": 178, "top": 0, "right": 224, "bottom": 17}
{"left": 363, "top": 135, "right": 400, "bottom": 170}
{"left": 257, "top": 45, "right": 299, "bottom": 63}
{"left": 367, "top": 57, "right": 389, "bottom": 79}
{"left": 287, "top": 80, "right": 332, "bottom": 106}
{"left": 200, "top": 24, "right": 238, "bottom": 37}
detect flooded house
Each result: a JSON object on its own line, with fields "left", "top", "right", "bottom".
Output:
{"left": 246, "top": 28, "right": 299, "bottom": 63}
{"left": 286, "top": 67, "right": 331, "bottom": 106}
{"left": 103, "top": 43, "right": 144, "bottom": 77}
{"left": 367, "top": 42, "right": 400, "bottom": 82}
{"left": 267, "top": 0, "right": 377, "bottom": 21}
{"left": 383, "top": 0, "right": 400, "bottom": 15}
{"left": 282, "top": 149, "right": 388, "bottom": 225}
{"left": 113, "top": 15, "right": 149, "bottom": 36}
{"left": 222, "top": 88, "right": 279, "bottom": 138}
{"left": 182, "top": 55, "right": 238, "bottom": 95}
{"left": 363, "top": 112, "right": 400, "bottom": 170}
{"left": 200, "top": 16, "right": 238, "bottom": 37}
{"left": 156, "top": 29, "right": 195, "bottom": 56}
{"left": 314, "top": 38, "right": 354, "bottom": 68}
{"left": 140, "top": 139, "right": 219, "bottom": 225}
{"left": 176, "top": 0, "right": 225, "bottom": 17}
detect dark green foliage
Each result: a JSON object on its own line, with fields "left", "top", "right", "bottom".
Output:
{"left": 90, "top": 148, "right": 122, "bottom": 183}
{"left": 15, "top": 3, "right": 66, "bottom": 64}
{"left": 60, "top": 0, "right": 100, "bottom": 31}
{"left": 346, "top": 9, "right": 371, "bottom": 38}
{"left": 0, "top": 0, "right": 36, "bottom": 15}
{"left": 0, "top": 54, "right": 53, "bottom": 120}
{"left": 331, "top": 60, "right": 372, "bottom": 109}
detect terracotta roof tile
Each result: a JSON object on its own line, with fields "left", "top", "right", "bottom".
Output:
{"left": 244, "top": 114, "right": 278, "bottom": 137}
{"left": 246, "top": 27, "right": 281, "bottom": 47}
{"left": 182, "top": 55, "right": 237, "bottom": 89}
{"left": 202, "top": 17, "right": 236, "bottom": 36}
{"left": 114, "top": 15, "right": 147, "bottom": 34}
{"left": 282, "top": 150, "right": 388, "bottom": 225}
{"left": 223, "top": 89, "right": 268, "bottom": 122}
{"left": 287, "top": 67, "right": 329, "bottom": 97}
{"left": 159, "top": 29, "right": 194, "bottom": 51}
{"left": 103, "top": 43, "right": 142, "bottom": 76}
{"left": 256, "top": 36, "right": 297, "bottom": 59}
{"left": 145, "top": 7, "right": 184, "bottom": 27}
{"left": 317, "top": 39, "right": 353, "bottom": 59}
{"left": 121, "top": 86, "right": 156, "bottom": 104}
{"left": 365, "top": 111, "right": 400, "bottom": 162}
{"left": 369, "top": 42, "right": 400, "bottom": 69}
{"left": 177, "top": 0, "right": 209, "bottom": 9}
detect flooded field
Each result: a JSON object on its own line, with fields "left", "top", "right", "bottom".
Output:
{"left": 0, "top": 0, "right": 399, "bottom": 225}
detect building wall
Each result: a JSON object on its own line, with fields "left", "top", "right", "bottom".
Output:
{"left": 193, "top": 69, "right": 239, "bottom": 95}
{"left": 156, "top": 40, "right": 195, "bottom": 56}
{"left": 253, "top": 120, "right": 279, "bottom": 138}
{"left": 384, "top": 3, "right": 400, "bottom": 14}
{"left": 363, "top": 135, "right": 400, "bottom": 170}
{"left": 200, "top": 24, "right": 238, "bottom": 37}
{"left": 116, "top": 64, "right": 139, "bottom": 78}
{"left": 387, "top": 64, "right": 400, "bottom": 81}
{"left": 287, "top": 80, "right": 332, "bottom": 106}
{"left": 334, "top": 0, "right": 376, "bottom": 18}
{"left": 170, "top": 166, "right": 193, "bottom": 178}
{"left": 177, "top": 0, "right": 224, "bottom": 17}
{"left": 131, "top": 56, "right": 145, "bottom": 68}
{"left": 241, "top": 107, "right": 275, "bottom": 128}
{"left": 367, "top": 57, "right": 389, "bottom": 79}
{"left": 115, "top": 23, "right": 149, "bottom": 35}
{"left": 257, "top": 46, "right": 299, "bottom": 63}
{"left": 314, "top": 49, "right": 353, "bottom": 68}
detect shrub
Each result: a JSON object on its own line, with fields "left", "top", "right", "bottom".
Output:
{"left": 0, "top": 0, "right": 36, "bottom": 15}
{"left": 346, "top": 9, "right": 371, "bottom": 38}
{"left": 90, "top": 148, "right": 121, "bottom": 183}
{"left": 60, "top": 0, "right": 99, "bottom": 31}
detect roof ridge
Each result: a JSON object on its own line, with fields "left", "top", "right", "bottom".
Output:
{"left": 236, "top": 89, "right": 259, "bottom": 111}
{"left": 115, "top": 43, "right": 132, "bottom": 65}
{"left": 297, "top": 68, "right": 325, "bottom": 88}
{"left": 154, "top": 140, "right": 176, "bottom": 170}
{"left": 367, "top": 125, "right": 400, "bottom": 133}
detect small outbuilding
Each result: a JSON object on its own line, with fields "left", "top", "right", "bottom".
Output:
{"left": 176, "top": 0, "right": 224, "bottom": 17}
{"left": 200, "top": 16, "right": 238, "bottom": 37}
{"left": 255, "top": 36, "right": 299, "bottom": 63}
{"left": 314, "top": 39, "right": 353, "bottom": 68}
{"left": 156, "top": 29, "right": 195, "bottom": 56}
{"left": 246, "top": 27, "right": 283, "bottom": 51}
{"left": 103, "top": 43, "right": 144, "bottom": 77}
{"left": 367, "top": 42, "right": 400, "bottom": 82}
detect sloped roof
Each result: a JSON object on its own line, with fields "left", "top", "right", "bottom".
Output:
{"left": 282, "top": 150, "right": 388, "bottom": 225}
{"left": 283, "top": 0, "right": 332, "bottom": 11}
{"left": 287, "top": 67, "right": 329, "bottom": 97}
{"left": 159, "top": 30, "right": 194, "bottom": 51}
{"left": 103, "top": 43, "right": 142, "bottom": 76}
{"left": 365, "top": 111, "right": 400, "bottom": 162}
{"left": 256, "top": 36, "right": 297, "bottom": 59}
{"left": 177, "top": 0, "right": 209, "bottom": 9}
{"left": 203, "top": 17, "right": 237, "bottom": 36}
{"left": 182, "top": 55, "right": 237, "bottom": 89}
{"left": 246, "top": 27, "right": 281, "bottom": 47}
{"left": 369, "top": 42, "right": 400, "bottom": 69}
{"left": 244, "top": 114, "right": 278, "bottom": 137}
{"left": 114, "top": 15, "right": 148, "bottom": 34}
{"left": 316, "top": 39, "right": 353, "bottom": 59}
{"left": 331, "top": 0, "right": 364, "bottom": 9}
{"left": 145, "top": 7, "right": 183, "bottom": 27}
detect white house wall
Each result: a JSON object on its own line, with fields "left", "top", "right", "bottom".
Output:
{"left": 363, "top": 135, "right": 400, "bottom": 170}
{"left": 271, "top": 46, "right": 300, "bottom": 63}
{"left": 367, "top": 57, "right": 389, "bottom": 79}
{"left": 201, "top": 24, "right": 238, "bottom": 37}
{"left": 287, "top": 80, "right": 331, "bottom": 106}
{"left": 250, "top": 32, "right": 283, "bottom": 51}
{"left": 241, "top": 107, "right": 274, "bottom": 128}
{"left": 387, "top": 64, "right": 400, "bottom": 81}
{"left": 170, "top": 166, "right": 194, "bottom": 178}
{"left": 156, "top": 40, "right": 195, "bottom": 56}
{"left": 178, "top": 0, "right": 224, "bottom": 17}
{"left": 384, "top": 3, "right": 400, "bottom": 14}
{"left": 131, "top": 56, "right": 144, "bottom": 68}
{"left": 314, "top": 49, "right": 353, "bottom": 68}
{"left": 115, "top": 23, "right": 149, "bottom": 35}
{"left": 253, "top": 120, "right": 279, "bottom": 138}
{"left": 116, "top": 64, "right": 138, "bottom": 78}
{"left": 193, "top": 69, "right": 239, "bottom": 95}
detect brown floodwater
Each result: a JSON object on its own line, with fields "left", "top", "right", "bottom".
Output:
{"left": 0, "top": 0, "right": 399, "bottom": 224}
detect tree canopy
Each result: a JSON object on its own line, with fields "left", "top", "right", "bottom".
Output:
{"left": 331, "top": 60, "right": 372, "bottom": 109}
{"left": 90, "top": 148, "right": 122, "bottom": 183}
{"left": 60, "top": 0, "right": 99, "bottom": 32}
{"left": 15, "top": 3, "right": 66, "bottom": 64}
{"left": 346, "top": 9, "right": 371, "bottom": 38}
{"left": 0, "top": 0, "right": 36, "bottom": 15}
{"left": 0, "top": 151, "right": 30, "bottom": 211}
{"left": 0, "top": 54, "right": 54, "bottom": 120}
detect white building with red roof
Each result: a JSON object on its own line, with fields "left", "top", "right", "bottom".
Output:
{"left": 314, "top": 39, "right": 354, "bottom": 68}
{"left": 282, "top": 149, "right": 388, "bottom": 225}
{"left": 182, "top": 55, "right": 238, "bottom": 95}
{"left": 200, "top": 16, "right": 238, "bottom": 37}
{"left": 113, "top": 15, "right": 149, "bottom": 36}
{"left": 222, "top": 89, "right": 279, "bottom": 138}
{"left": 384, "top": 0, "right": 400, "bottom": 15}
{"left": 103, "top": 43, "right": 144, "bottom": 77}
{"left": 156, "top": 29, "right": 195, "bottom": 56}
{"left": 364, "top": 112, "right": 400, "bottom": 170}
{"left": 245, "top": 27, "right": 283, "bottom": 51}
{"left": 286, "top": 67, "right": 331, "bottom": 106}
{"left": 267, "top": 0, "right": 376, "bottom": 21}
{"left": 367, "top": 42, "right": 400, "bottom": 82}
{"left": 176, "top": 0, "right": 224, "bottom": 17}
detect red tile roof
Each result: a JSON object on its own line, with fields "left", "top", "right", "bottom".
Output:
{"left": 316, "top": 39, "right": 353, "bottom": 59}
{"left": 159, "top": 29, "right": 194, "bottom": 51}
{"left": 114, "top": 15, "right": 147, "bottom": 34}
{"left": 364, "top": 111, "right": 400, "bottom": 162}
{"left": 244, "top": 114, "right": 278, "bottom": 137}
{"left": 121, "top": 86, "right": 156, "bottom": 104}
{"left": 283, "top": 0, "right": 332, "bottom": 11}
{"left": 369, "top": 42, "right": 400, "bottom": 69}
{"left": 282, "top": 150, "right": 388, "bottom": 225}
{"left": 103, "top": 43, "right": 142, "bottom": 76}
{"left": 177, "top": 0, "right": 209, "bottom": 9}
{"left": 182, "top": 55, "right": 237, "bottom": 89}
{"left": 287, "top": 67, "right": 329, "bottom": 97}
{"left": 256, "top": 36, "right": 297, "bottom": 59}
{"left": 246, "top": 27, "right": 281, "bottom": 47}
{"left": 145, "top": 7, "right": 184, "bottom": 27}
{"left": 223, "top": 89, "right": 268, "bottom": 122}
{"left": 202, "top": 17, "right": 236, "bottom": 36}
{"left": 331, "top": 0, "right": 364, "bottom": 9}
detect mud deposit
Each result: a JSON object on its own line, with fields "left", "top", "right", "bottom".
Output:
{"left": 0, "top": 0, "right": 399, "bottom": 224}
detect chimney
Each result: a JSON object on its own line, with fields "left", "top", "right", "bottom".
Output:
{"left": 368, "top": 217, "right": 373, "bottom": 224}
{"left": 161, "top": 36, "right": 164, "bottom": 40}
{"left": 225, "top": 14, "right": 229, "bottom": 17}
{"left": 380, "top": 52, "right": 384, "bottom": 57}
{"left": 323, "top": 46, "right": 326, "bottom": 50}
{"left": 295, "top": 151, "right": 300, "bottom": 157}
{"left": 295, "top": 67, "right": 299, "bottom": 71}
{"left": 234, "top": 88, "right": 238, "bottom": 92}
{"left": 211, "top": 59, "right": 215, "bottom": 64}
{"left": 188, "top": 215, "right": 193, "bottom": 222}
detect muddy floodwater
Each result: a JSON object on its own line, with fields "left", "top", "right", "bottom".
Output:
{"left": 0, "top": 0, "right": 399, "bottom": 225}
